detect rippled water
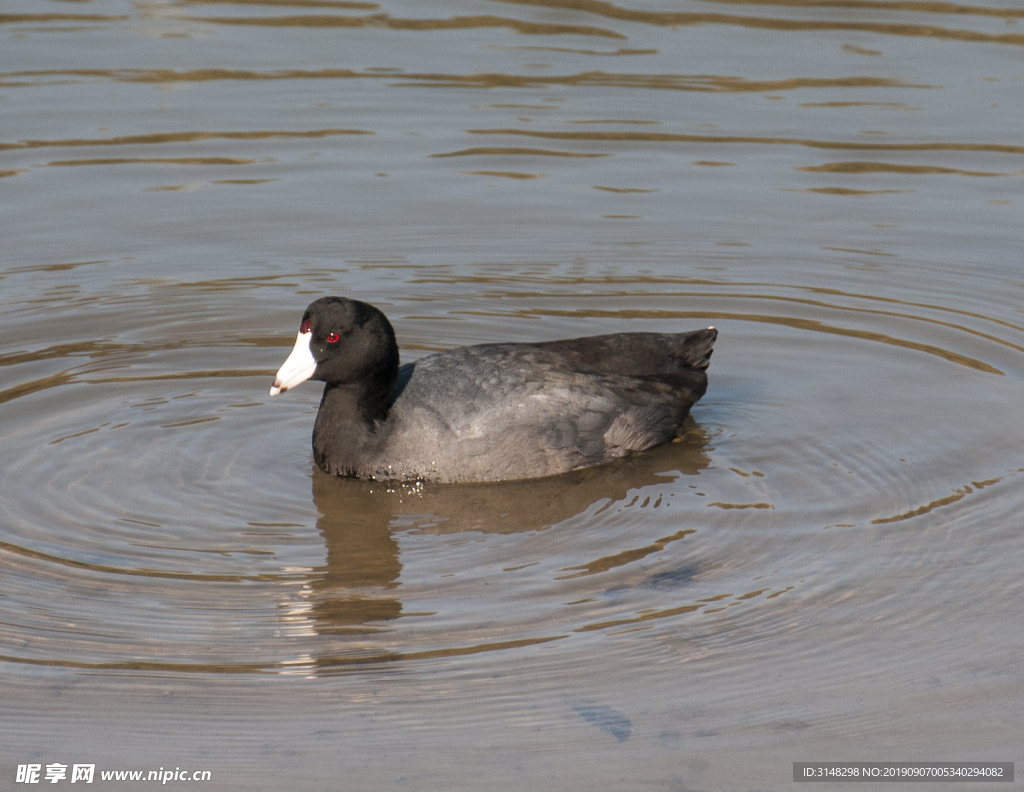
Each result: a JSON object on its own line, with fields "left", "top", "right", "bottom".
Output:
{"left": 3, "top": 0, "right": 1024, "bottom": 789}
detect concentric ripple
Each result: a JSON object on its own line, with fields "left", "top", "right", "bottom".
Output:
{"left": 2, "top": 257, "right": 1023, "bottom": 680}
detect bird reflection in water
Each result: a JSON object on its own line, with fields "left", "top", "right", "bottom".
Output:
{"left": 301, "top": 421, "right": 713, "bottom": 638}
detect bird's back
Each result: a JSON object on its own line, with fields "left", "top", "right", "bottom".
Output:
{"left": 368, "top": 329, "right": 716, "bottom": 482}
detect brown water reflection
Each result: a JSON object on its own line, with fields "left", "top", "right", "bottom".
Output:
{"left": 680, "top": 0, "right": 1024, "bottom": 18}
{"left": 465, "top": 127, "right": 1024, "bottom": 155}
{"left": 0, "top": 68, "right": 935, "bottom": 93}
{"left": 177, "top": 12, "right": 627, "bottom": 38}
{"left": 0, "top": 129, "right": 372, "bottom": 151}
{"left": 186, "top": 0, "right": 381, "bottom": 8}
{"left": 495, "top": 0, "right": 1024, "bottom": 44}
{"left": 308, "top": 485, "right": 403, "bottom": 631}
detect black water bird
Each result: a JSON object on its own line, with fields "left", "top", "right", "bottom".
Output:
{"left": 271, "top": 297, "right": 716, "bottom": 483}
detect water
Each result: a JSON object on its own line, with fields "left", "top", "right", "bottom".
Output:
{"left": 2, "top": 1, "right": 1023, "bottom": 789}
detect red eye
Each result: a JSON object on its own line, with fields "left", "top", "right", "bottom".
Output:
{"left": 300, "top": 319, "right": 312, "bottom": 334}
{"left": 326, "top": 332, "right": 339, "bottom": 343}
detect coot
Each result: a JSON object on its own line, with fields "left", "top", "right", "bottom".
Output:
{"left": 271, "top": 297, "right": 716, "bottom": 483}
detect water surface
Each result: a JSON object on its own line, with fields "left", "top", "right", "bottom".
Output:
{"left": 3, "top": 0, "right": 1023, "bottom": 789}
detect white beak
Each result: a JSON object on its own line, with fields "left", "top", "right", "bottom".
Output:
{"left": 269, "top": 331, "right": 316, "bottom": 396}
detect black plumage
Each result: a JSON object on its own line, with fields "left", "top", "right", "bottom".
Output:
{"left": 271, "top": 297, "right": 716, "bottom": 483}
